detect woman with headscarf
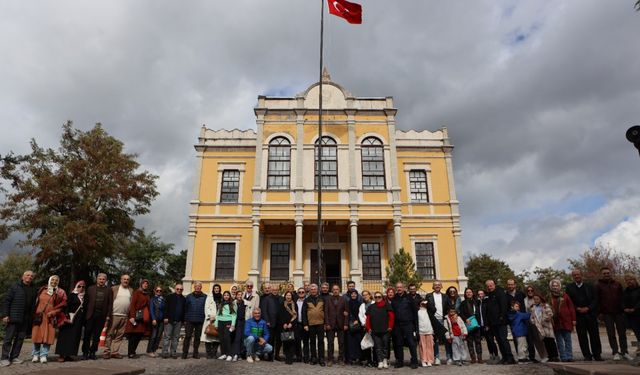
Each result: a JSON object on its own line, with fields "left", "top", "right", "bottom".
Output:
{"left": 549, "top": 279, "right": 575, "bottom": 362}
{"left": 31, "top": 275, "right": 67, "bottom": 363}
{"left": 201, "top": 283, "right": 220, "bottom": 359}
{"left": 124, "top": 279, "right": 151, "bottom": 358}
{"left": 54, "top": 280, "right": 86, "bottom": 362}
{"left": 212, "top": 284, "right": 223, "bottom": 305}
{"left": 345, "top": 289, "right": 363, "bottom": 365}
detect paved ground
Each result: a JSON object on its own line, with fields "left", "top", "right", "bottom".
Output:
{"left": 2, "top": 329, "right": 637, "bottom": 375}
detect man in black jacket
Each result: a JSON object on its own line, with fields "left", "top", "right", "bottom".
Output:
{"left": 1, "top": 270, "right": 36, "bottom": 367}
{"left": 390, "top": 282, "right": 419, "bottom": 369}
{"left": 565, "top": 269, "right": 602, "bottom": 361}
{"left": 162, "top": 283, "right": 186, "bottom": 358}
{"left": 260, "top": 284, "right": 282, "bottom": 360}
{"left": 408, "top": 284, "right": 423, "bottom": 309}
{"left": 485, "top": 280, "right": 516, "bottom": 365}
{"left": 82, "top": 272, "right": 113, "bottom": 360}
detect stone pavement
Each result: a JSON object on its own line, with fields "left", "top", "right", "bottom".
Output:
{"left": 1, "top": 329, "right": 637, "bottom": 375}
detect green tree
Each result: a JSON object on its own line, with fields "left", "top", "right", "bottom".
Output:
{"left": 464, "top": 253, "right": 524, "bottom": 292}
{"left": 109, "top": 229, "right": 185, "bottom": 289}
{"left": 0, "top": 122, "right": 158, "bottom": 290}
{"left": 523, "top": 266, "right": 572, "bottom": 295}
{"left": 385, "top": 248, "right": 422, "bottom": 289}
{"left": 567, "top": 245, "right": 639, "bottom": 284}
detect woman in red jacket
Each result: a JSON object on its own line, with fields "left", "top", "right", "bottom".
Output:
{"left": 124, "top": 279, "right": 151, "bottom": 358}
{"left": 365, "top": 291, "right": 395, "bottom": 369}
{"left": 549, "top": 279, "right": 576, "bottom": 362}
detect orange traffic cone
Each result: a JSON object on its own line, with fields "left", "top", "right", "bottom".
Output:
{"left": 98, "top": 323, "right": 108, "bottom": 347}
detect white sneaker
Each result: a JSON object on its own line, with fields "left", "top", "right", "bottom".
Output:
{"left": 377, "top": 361, "right": 383, "bottom": 369}
{"left": 0, "top": 360, "right": 10, "bottom": 367}
{"left": 247, "top": 356, "right": 254, "bottom": 363}
{"left": 623, "top": 353, "right": 634, "bottom": 361}
{"left": 434, "top": 358, "right": 441, "bottom": 365}
{"left": 11, "top": 358, "right": 24, "bottom": 364}
{"left": 226, "top": 355, "right": 232, "bottom": 361}
{"left": 232, "top": 355, "right": 238, "bottom": 362}
{"left": 383, "top": 358, "right": 388, "bottom": 368}
{"left": 32, "top": 356, "right": 38, "bottom": 363}
{"left": 426, "top": 363, "right": 432, "bottom": 367}
{"left": 421, "top": 362, "right": 427, "bottom": 367}
{"left": 540, "top": 357, "right": 549, "bottom": 363}
{"left": 39, "top": 357, "right": 47, "bottom": 363}
{"left": 218, "top": 354, "right": 227, "bottom": 360}
{"left": 254, "top": 355, "right": 260, "bottom": 362}
{"left": 446, "top": 358, "right": 453, "bottom": 365}
{"left": 613, "top": 353, "right": 622, "bottom": 361}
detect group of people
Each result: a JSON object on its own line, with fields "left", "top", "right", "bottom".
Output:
{"left": 1, "top": 267, "right": 639, "bottom": 370}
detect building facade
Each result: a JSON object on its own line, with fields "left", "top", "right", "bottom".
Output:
{"left": 183, "top": 73, "right": 467, "bottom": 292}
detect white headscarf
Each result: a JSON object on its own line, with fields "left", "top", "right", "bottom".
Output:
{"left": 73, "top": 281, "right": 86, "bottom": 303}
{"left": 47, "top": 275, "right": 59, "bottom": 296}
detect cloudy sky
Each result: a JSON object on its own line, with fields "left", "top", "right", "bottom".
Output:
{"left": 1, "top": 0, "right": 639, "bottom": 274}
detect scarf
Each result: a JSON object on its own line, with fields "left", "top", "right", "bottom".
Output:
{"left": 284, "top": 300, "right": 297, "bottom": 321}
{"left": 348, "top": 290, "right": 361, "bottom": 318}
{"left": 140, "top": 279, "right": 150, "bottom": 295}
{"left": 73, "top": 281, "right": 86, "bottom": 303}
{"left": 213, "top": 284, "right": 223, "bottom": 304}
{"left": 47, "top": 275, "right": 59, "bottom": 296}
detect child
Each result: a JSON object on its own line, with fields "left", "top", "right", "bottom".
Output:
{"left": 508, "top": 301, "right": 531, "bottom": 363}
{"left": 444, "top": 308, "right": 469, "bottom": 366}
{"left": 417, "top": 300, "right": 435, "bottom": 367}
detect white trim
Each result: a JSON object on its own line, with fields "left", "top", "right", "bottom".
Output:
{"left": 211, "top": 235, "right": 241, "bottom": 281}
{"left": 403, "top": 164, "right": 433, "bottom": 213}
{"left": 310, "top": 132, "right": 340, "bottom": 145}
{"left": 356, "top": 133, "right": 388, "bottom": 145}
{"left": 409, "top": 235, "right": 440, "bottom": 281}
{"left": 264, "top": 132, "right": 295, "bottom": 145}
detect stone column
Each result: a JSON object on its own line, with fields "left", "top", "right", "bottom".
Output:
{"left": 248, "top": 219, "right": 261, "bottom": 285}
{"left": 293, "top": 218, "right": 304, "bottom": 287}
{"left": 349, "top": 219, "right": 361, "bottom": 285}
{"left": 393, "top": 218, "right": 402, "bottom": 252}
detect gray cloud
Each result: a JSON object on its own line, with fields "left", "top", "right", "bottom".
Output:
{"left": 1, "top": 1, "right": 639, "bottom": 270}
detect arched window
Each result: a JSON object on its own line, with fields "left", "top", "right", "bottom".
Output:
{"left": 315, "top": 136, "right": 338, "bottom": 189}
{"left": 361, "top": 137, "right": 385, "bottom": 190}
{"left": 267, "top": 137, "right": 291, "bottom": 189}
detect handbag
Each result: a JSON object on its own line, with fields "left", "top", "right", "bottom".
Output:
{"left": 134, "top": 309, "right": 144, "bottom": 322}
{"left": 465, "top": 315, "right": 479, "bottom": 332}
{"left": 280, "top": 330, "right": 295, "bottom": 342}
{"left": 360, "top": 332, "right": 374, "bottom": 350}
{"left": 205, "top": 322, "right": 218, "bottom": 337}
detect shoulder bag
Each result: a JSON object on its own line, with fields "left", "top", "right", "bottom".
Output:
{"left": 205, "top": 321, "right": 218, "bottom": 337}
{"left": 280, "top": 330, "right": 295, "bottom": 342}
{"left": 33, "top": 293, "right": 53, "bottom": 326}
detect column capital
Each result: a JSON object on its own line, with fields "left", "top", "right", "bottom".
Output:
{"left": 350, "top": 218, "right": 358, "bottom": 226}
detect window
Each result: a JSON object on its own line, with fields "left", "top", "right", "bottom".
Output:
{"left": 361, "top": 137, "right": 385, "bottom": 190}
{"left": 315, "top": 136, "right": 338, "bottom": 189}
{"left": 362, "top": 243, "right": 382, "bottom": 280}
{"left": 220, "top": 170, "right": 240, "bottom": 203}
{"left": 415, "top": 242, "right": 436, "bottom": 279}
{"left": 270, "top": 243, "right": 290, "bottom": 280}
{"left": 267, "top": 137, "right": 291, "bottom": 189}
{"left": 215, "top": 243, "right": 235, "bottom": 280}
{"left": 409, "top": 170, "right": 429, "bottom": 202}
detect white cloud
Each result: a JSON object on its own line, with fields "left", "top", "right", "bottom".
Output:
{"left": 595, "top": 216, "right": 640, "bottom": 258}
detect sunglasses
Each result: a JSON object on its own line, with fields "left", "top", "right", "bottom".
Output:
{"left": 77, "top": 286, "right": 85, "bottom": 288}
{"left": 246, "top": 285, "right": 253, "bottom": 288}
{"left": 374, "top": 296, "right": 383, "bottom": 299}
{"left": 155, "top": 290, "right": 162, "bottom": 293}
{"left": 175, "top": 288, "right": 183, "bottom": 291}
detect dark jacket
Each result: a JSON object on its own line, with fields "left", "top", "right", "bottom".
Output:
{"left": 366, "top": 301, "right": 394, "bottom": 334}
{"left": 278, "top": 301, "right": 299, "bottom": 330}
{"left": 164, "top": 293, "right": 186, "bottom": 322}
{"left": 459, "top": 298, "right": 481, "bottom": 322}
{"left": 565, "top": 282, "right": 598, "bottom": 316}
{"left": 85, "top": 284, "right": 113, "bottom": 320}
{"left": 236, "top": 299, "right": 247, "bottom": 323}
{"left": 596, "top": 279, "right": 624, "bottom": 314}
{"left": 324, "top": 295, "right": 347, "bottom": 329}
{"left": 623, "top": 285, "right": 640, "bottom": 318}
{"left": 184, "top": 292, "right": 207, "bottom": 323}
{"left": 486, "top": 287, "right": 509, "bottom": 326}
{"left": 1, "top": 281, "right": 37, "bottom": 324}
{"left": 124, "top": 289, "right": 151, "bottom": 335}
{"left": 425, "top": 292, "right": 450, "bottom": 320}
{"left": 391, "top": 292, "right": 418, "bottom": 326}
{"left": 409, "top": 293, "right": 424, "bottom": 310}
{"left": 260, "top": 294, "right": 282, "bottom": 327}
{"left": 150, "top": 295, "right": 165, "bottom": 321}
{"left": 506, "top": 290, "right": 526, "bottom": 312}
{"left": 508, "top": 310, "right": 530, "bottom": 337}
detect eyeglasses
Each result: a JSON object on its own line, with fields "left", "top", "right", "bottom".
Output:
{"left": 155, "top": 290, "right": 162, "bottom": 293}
{"left": 77, "top": 286, "right": 85, "bottom": 288}
{"left": 297, "top": 291, "right": 305, "bottom": 294}
{"left": 175, "top": 288, "right": 183, "bottom": 291}
{"left": 374, "top": 296, "right": 383, "bottom": 299}
{"left": 246, "top": 285, "right": 253, "bottom": 288}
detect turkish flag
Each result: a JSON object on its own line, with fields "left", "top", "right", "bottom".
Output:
{"left": 327, "top": 0, "right": 362, "bottom": 24}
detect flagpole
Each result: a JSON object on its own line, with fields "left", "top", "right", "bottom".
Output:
{"left": 316, "top": 0, "right": 324, "bottom": 286}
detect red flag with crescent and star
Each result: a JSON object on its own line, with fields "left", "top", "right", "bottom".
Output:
{"left": 327, "top": 0, "right": 362, "bottom": 24}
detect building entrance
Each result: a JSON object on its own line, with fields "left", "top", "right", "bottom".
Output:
{"left": 310, "top": 249, "right": 341, "bottom": 285}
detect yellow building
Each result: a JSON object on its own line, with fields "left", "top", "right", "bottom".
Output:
{"left": 183, "top": 72, "right": 467, "bottom": 293}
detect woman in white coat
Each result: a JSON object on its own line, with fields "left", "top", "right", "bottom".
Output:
{"left": 358, "top": 290, "right": 376, "bottom": 367}
{"left": 201, "top": 289, "right": 220, "bottom": 359}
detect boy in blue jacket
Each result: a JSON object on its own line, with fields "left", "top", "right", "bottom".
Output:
{"left": 508, "top": 301, "right": 530, "bottom": 363}
{"left": 244, "top": 307, "right": 273, "bottom": 363}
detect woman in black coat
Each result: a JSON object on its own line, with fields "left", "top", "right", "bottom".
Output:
{"left": 55, "top": 281, "right": 86, "bottom": 361}
{"left": 459, "top": 287, "right": 483, "bottom": 363}
{"left": 277, "top": 291, "right": 298, "bottom": 365}
{"left": 345, "top": 289, "right": 363, "bottom": 365}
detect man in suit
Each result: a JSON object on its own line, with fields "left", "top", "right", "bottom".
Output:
{"left": 566, "top": 269, "right": 602, "bottom": 361}
{"left": 425, "top": 281, "right": 448, "bottom": 365}
{"left": 82, "top": 273, "right": 113, "bottom": 360}
{"left": 485, "top": 280, "right": 516, "bottom": 365}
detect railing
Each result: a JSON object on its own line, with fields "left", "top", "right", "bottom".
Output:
{"left": 258, "top": 277, "right": 389, "bottom": 294}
